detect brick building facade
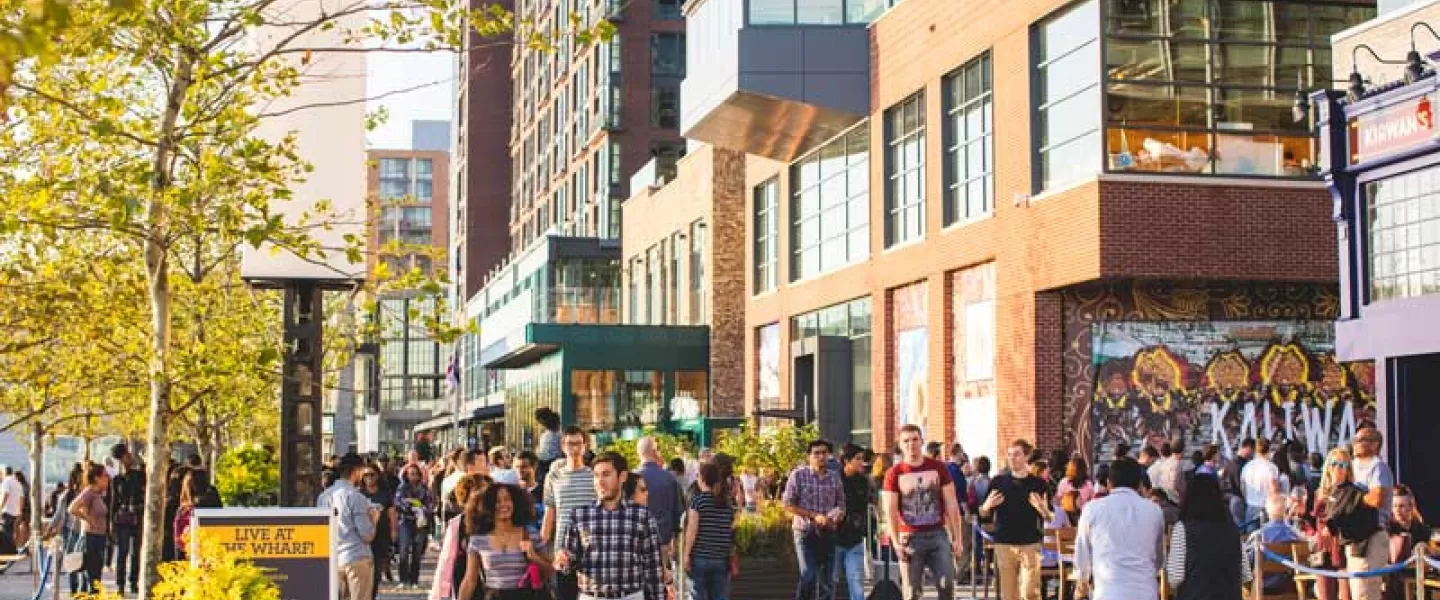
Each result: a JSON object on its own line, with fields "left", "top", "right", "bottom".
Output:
{"left": 681, "top": 0, "right": 1375, "bottom": 460}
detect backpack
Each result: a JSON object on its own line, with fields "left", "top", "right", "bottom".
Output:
{"left": 1325, "top": 483, "right": 1379, "bottom": 545}
{"left": 867, "top": 537, "right": 902, "bottom": 600}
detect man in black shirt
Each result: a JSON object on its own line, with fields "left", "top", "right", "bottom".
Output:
{"left": 834, "top": 445, "right": 872, "bottom": 600}
{"left": 109, "top": 443, "right": 146, "bottom": 595}
{"left": 978, "top": 439, "right": 1051, "bottom": 600}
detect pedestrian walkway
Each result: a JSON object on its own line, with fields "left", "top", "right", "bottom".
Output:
{"left": 0, "top": 551, "right": 441, "bottom": 600}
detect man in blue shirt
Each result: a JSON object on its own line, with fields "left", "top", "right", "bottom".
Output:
{"left": 635, "top": 437, "right": 683, "bottom": 568}
{"left": 1251, "top": 494, "right": 1304, "bottom": 594}
{"left": 318, "top": 454, "right": 379, "bottom": 600}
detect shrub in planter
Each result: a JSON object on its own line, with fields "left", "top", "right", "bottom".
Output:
{"left": 150, "top": 536, "right": 281, "bottom": 600}
{"left": 598, "top": 430, "right": 694, "bottom": 469}
{"left": 215, "top": 444, "right": 279, "bottom": 507}
{"left": 729, "top": 501, "right": 800, "bottom": 600}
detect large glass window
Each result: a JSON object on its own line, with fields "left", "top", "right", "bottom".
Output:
{"left": 754, "top": 179, "right": 779, "bottom": 293}
{"left": 415, "top": 158, "right": 434, "bottom": 201}
{"left": 885, "top": 94, "right": 925, "bottom": 247}
{"left": 573, "top": 369, "right": 616, "bottom": 431}
{"left": 620, "top": 370, "right": 664, "bottom": 428}
{"left": 650, "top": 33, "right": 685, "bottom": 77}
{"left": 792, "top": 123, "right": 870, "bottom": 280}
{"left": 690, "top": 221, "right": 706, "bottom": 325}
{"left": 1104, "top": 0, "right": 1372, "bottom": 177}
{"left": 944, "top": 53, "right": 994, "bottom": 226}
{"left": 789, "top": 296, "right": 872, "bottom": 446}
{"left": 379, "top": 158, "right": 412, "bottom": 200}
{"left": 653, "top": 0, "right": 681, "bottom": 19}
{"left": 1368, "top": 167, "right": 1440, "bottom": 303}
{"left": 1036, "top": 0, "right": 1101, "bottom": 191}
{"left": 652, "top": 80, "right": 680, "bottom": 129}
{"left": 747, "top": 0, "right": 886, "bottom": 24}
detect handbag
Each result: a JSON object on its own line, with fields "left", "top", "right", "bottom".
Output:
{"left": 60, "top": 528, "right": 84, "bottom": 573}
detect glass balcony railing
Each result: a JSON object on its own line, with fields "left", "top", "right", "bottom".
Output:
{"left": 745, "top": 0, "right": 890, "bottom": 25}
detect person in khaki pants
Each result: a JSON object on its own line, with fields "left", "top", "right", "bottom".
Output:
{"left": 978, "top": 440, "right": 1051, "bottom": 600}
{"left": 319, "top": 454, "right": 380, "bottom": 600}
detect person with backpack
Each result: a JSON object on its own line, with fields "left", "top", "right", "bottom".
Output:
{"left": 1345, "top": 428, "right": 1393, "bottom": 600}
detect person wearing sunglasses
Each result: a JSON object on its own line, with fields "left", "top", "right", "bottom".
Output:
{"left": 1312, "top": 448, "right": 1356, "bottom": 600}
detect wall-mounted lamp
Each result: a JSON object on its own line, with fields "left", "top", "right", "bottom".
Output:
{"left": 1348, "top": 44, "right": 1409, "bottom": 102}
{"left": 1409, "top": 22, "right": 1440, "bottom": 85}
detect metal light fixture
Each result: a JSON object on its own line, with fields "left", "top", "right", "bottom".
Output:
{"left": 1347, "top": 44, "right": 1405, "bottom": 103}
{"left": 1293, "top": 71, "right": 1311, "bottom": 123}
{"left": 1409, "top": 22, "right": 1440, "bottom": 85}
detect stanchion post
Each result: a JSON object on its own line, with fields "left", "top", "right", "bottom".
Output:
{"left": 1251, "top": 536, "right": 1263, "bottom": 600}
{"left": 1415, "top": 543, "right": 1427, "bottom": 600}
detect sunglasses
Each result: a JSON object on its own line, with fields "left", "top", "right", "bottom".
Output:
{"left": 1328, "top": 460, "right": 1349, "bottom": 468}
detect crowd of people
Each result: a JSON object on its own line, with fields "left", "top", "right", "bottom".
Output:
{"left": 0, "top": 443, "right": 225, "bottom": 595}
{"left": 329, "top": 405, "right": 1434, "bottom": 600}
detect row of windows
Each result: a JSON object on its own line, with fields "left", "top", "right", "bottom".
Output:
{"left": 629, "top": 220, "right": 707, "bottom": 326}
{"left": 377, "top": 158, "right": 434, "bottom": 202}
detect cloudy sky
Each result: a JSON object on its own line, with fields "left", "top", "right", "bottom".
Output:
{"left": 366, "top": 50, "right": 455, "bottom": 149}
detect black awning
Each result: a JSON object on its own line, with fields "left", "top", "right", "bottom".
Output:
{"left": 470, "top": 404, "right": 505, "bottom": 421}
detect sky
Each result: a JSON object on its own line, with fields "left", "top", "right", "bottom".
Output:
{"left": 366, "top": 50, "right": 456, "bottom": 150}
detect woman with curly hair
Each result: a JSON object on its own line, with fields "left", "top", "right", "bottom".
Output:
{"left": 458, "top": 483, "right": 552, "bottom": 600}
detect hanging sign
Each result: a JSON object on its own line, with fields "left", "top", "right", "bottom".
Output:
{"left": 1349, "top": 94, "right": 1437, "bottom": 165}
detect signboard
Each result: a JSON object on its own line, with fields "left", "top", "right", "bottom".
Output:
{"left": 193, "top": 508, "right": 336, "bottom": 600}
{"left": 1349, "top": 94, "right": 1437, "bottom": 165}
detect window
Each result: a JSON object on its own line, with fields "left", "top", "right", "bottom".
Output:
{"left": 754, "top": 179, "right": 779, "bottom": 294}
{"left": 1368, "top": 168, "right": 1440, "bottom": 303}
{"left": 788, "top": 296, "right": 873, "bottom": 446}
{"left": 1102, "top": 0, "right": 1365, "bottom": 178}
{"left": 792, "top": 123, "right": 870, "bottom": 280}
{"left": 747, "top": 0, "right": 886, "bottom": 25}
{"left": 944, "top": 53, "right": 993, "bottom": 225}
{"left": 379, "top": 157, "right": 412, "bottom": 200}
{"left": 669, "top": 233, "right": 682, "bottom": 324}
{"left": 690, "top": 221, "right": 706, "bottom": 324}
{"left": 651, "top": 33, "right": 685, "bottom": 77}
{"left": 652, "top": 80, "right": 680, "bottom": 129}
{"left": 885, "top": 93, "right": 925, "bottom": 247}
{"left": 647, "top": 245, "right": 662, "bottom": 324}
{"left": 1035, "top": 0, "right": 1100, "bottom": 191}
{"left": 654, "top": 0, "right": 681, "bottom": 20}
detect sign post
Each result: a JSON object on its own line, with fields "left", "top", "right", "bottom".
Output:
{"left": 192, "top": 508, "right": 337, "bottom": 600}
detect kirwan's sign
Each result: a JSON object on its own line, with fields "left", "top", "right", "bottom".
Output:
{"left": 1349, "top": 94, "right": 1437, "bottom": 165}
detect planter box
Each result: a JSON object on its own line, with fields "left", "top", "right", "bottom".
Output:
{"left": 730, "top": 555, "right": 799, "bottom": 600}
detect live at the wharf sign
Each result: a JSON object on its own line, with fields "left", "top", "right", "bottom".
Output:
{"left": 1350, "top": 94, "right": 1437, "bottom": 165}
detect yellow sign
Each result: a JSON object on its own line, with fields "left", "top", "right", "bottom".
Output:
{"left": 196, "top": 524, "right": 331, "bottom": 559}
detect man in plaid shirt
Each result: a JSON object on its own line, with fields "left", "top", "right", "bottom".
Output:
{"left": 555, "top": 452, "right": 669, "bottom": 600}
{"left": 783, "top": 439, "right": 845, "bottom": 600}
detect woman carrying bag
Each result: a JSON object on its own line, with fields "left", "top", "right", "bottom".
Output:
{"left": 65, "top": 464, "right": 110, "bottom": 594}
{"left": 457, "top": 483, "right": 552, "bottom": 600}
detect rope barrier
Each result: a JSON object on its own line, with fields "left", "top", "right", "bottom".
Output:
{"left": 973, "top": 522, "right": 994, "bottom": 543}
{"left": 1424, "top": 552, "right": 1440, "bottom": 571}
{"left": 1259, "top": 547, "right": 1415, "bottom": 579}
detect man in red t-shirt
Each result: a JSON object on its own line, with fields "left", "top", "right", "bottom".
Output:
{"left": 883, "top": 424, "right": 965, "bottom": 600}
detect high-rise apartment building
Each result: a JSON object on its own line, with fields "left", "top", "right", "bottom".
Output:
{"left": 683, "top": 0, "right": 1376, "bottom": 458}
{"left": 367, "top": 143, "right": 451, "bottom": 452}
{"left": 452, "top": 0, "right": 516, "bottom": 306}
{"left": 507, "top": 0, "right": 686, "bottom": 250}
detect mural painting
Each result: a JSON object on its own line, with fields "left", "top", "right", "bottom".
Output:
{"left": 1062, "top": 281, "right": 1345, "bottom": 459}
{"left": 893, "top": 282, "right": 929, "bottom": 433}
{"left": 758, "top": 323, "right": 781, "bottom": 409}
{"left": 1091, "top": 320, "right": 1376, "bottom": 460}
{"left": 952, "top": 264, "right": 997, "bottom": 464}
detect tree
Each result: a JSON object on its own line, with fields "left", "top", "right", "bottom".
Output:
{"left": 0, "top": 1, "right": 611, "bottom": 594}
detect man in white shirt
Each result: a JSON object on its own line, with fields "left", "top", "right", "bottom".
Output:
{"left": 0, "top": 467, "right": 23, "bottom": 541}
{"left": 439, "top": 449, "right": 488, "bottom": 513}
{"left": 1239, "top": 438, "right": 1279, "bottom": 526}
{"left": 1074, "top": 458, "right": 1165, "bottom": 600}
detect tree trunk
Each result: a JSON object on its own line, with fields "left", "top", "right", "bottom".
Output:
{"left": 28, "top": 421, "right": 44, "bottom": 580}
{"left": 136, "top": 50, "right": 196, "bottom": 599}
{"left": 195, "top": 403, "right": 214, "bottom": 472}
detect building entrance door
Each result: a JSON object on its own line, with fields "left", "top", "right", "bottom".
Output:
{"left": 1389, "top": 353, "right": 1440, "bottom": 522}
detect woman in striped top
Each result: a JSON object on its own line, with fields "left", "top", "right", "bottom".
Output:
{"left": 684, "top": 463, "right": 738, "bottom": 600}
{"left": 458, "top": 483, "right": 552, "bottom": 600}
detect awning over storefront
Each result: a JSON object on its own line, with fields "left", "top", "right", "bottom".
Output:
{"left": 413, "top": 404, "right": 506, "bottom": 432}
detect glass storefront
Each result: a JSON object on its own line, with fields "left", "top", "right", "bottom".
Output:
{"left": 550, "top": 258, "right": 621, "bottom": 324}
{"left": 573, "top": 369, "right": 617, "bottom": 430}
{"left": 1367, "top": 166, "right": 1440, "bottom": 302}
{"left": 1102, "top": 0, "right": 1374, "bottom": 177}
{"left": 790, "top": 296, "right": 873, "bottom": 447}
{"left": 504, "top": 354, "right": 563, "bottom": 449}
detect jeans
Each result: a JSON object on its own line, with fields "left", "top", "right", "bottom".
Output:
{"left": 338, "top": 558, "right": 375, "bottom": 600}
{"left": 397, "top": 521, "right": 427, "bottom": 585}
{"left": 689, "top": 555, "right": 731, "bottom": 600}
{"left": 832, "top": 542, "right": 866, "bottom": 600}
{"left": 897, "top": 530, "right": 955, "bottom": 600}
{"left": 556, "top": 570, "right": 580, "bottom": 600}
{"left": 793, "top": 529, "right": 836, "bottom": 600}
{"left": 80, "top": 533, "right": 107, "bottom": 593}
{"left": 114, "top": 524, "right": 140, "bottom": 590}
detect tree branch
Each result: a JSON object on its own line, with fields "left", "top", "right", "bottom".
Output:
{"left": 8, "top": 83, "right": 160, "bottom": 148}
{"left": 256, "top": 78, "right": 450, "bottom": 120}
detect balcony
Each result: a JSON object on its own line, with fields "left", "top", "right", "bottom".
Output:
{"left": 680, "top": 0, "right": 873, "bottom": 162}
